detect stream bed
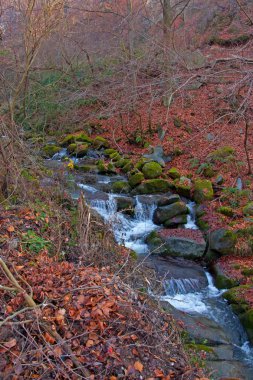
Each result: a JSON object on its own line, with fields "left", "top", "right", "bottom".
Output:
{"left": 46, "top": 156, "right": 253, "bottom": 379}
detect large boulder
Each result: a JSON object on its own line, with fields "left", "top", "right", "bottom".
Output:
{"left": 194, "top": 179, "right": 214, "bottom": 203}
{"left": 164, "top": 215, "right": 187, "bottom": 228}
{"left": 153, "top": 202, "right": 188, "bottom": 225}
{"left": 142, "top": 161, "right": 162, "bottom": 179}
{"left": 174, "top": 176, "right": 192, "bottom": 198}
{"left": 42, "top": 144, "right": 61, "bottom": 158}
{"left": 146, "top": 229, "right": 206, "bottom": 259}
{"left": 93, "top": 136, "right": 109, "bottom": 149}
{"left": 129, "top": 172, "right": 144, "bottom": 188}
{"left": 157, "top": 194, "right": 181, "bottom": 207}
{"left": 143, "top": 146, "right": 172, "bottom": 167}
{"left": 112, "top": 181, "right": 130, "bottom": 194}
{"left": 131, "top": 179, "right": 171, "bottom": 195}
{"left": 209, "top": 229, "right": 237, "bottom": 255}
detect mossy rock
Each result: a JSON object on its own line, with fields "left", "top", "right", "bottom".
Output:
{"left": 142, "top": 161, "right": 163, "bottom": 179}
{"left": 42, "top": 145, "right": 61, "bottom": 158}
{"left": 207, "top": 146, "right": 235, "bottom": 162}
{"left": 240, "top": 309, "right": 253, "bottom": 343}
{"left": 217, "top": 206, "right": 234, "bottom": 217}
{"left": 145, "top": 231, "right": 164, "bottom": 253}
{"left": 174, "top": 177, "right": 192, "bottom": 198}
{"left": 164, "top": 214, "right": 187, "bottom": 227}
{"left": 115, "top": 158, "right": 128, "bottom": 168}
{"left": 243, "top": 202, "right": 253, "bottom": 216}
{"left": 104, "top": 148, "right": 117, "bottom": 156}
{"left": 111, "top": 181, "right": 130, "bottom": 194}
{"left": 97, "top": 160, "right": 107, "bottom": 173}
{"left": 209, "top": 228, "right": 237, "bottom": 255}
{"left": 168, "top": 167, "right": 180, "bottom": 179}
{"left": 153, "top": 201, "right": 188, "bottom": 225}
{"left": 107, "top": 163, "right": 116, "bottom": 173}
{"left": 93, "top": 136, "right": 110, "bottom": 149}
{"left": 135, "top": 158, "right": 150, "bottom": 171}
{"left": 67, "top": 143, "right": 77, "bottom": 154}
{"left": 213, "top": 267, "right": 240, "bottom": 289}
{"left": 110, "top": 152, "right": 121, "bottom": 162}
{"left": 115, "top": 196, "right": 135, "bottom": 216}
{"left": 194, "top": 179, "right": 213, "bottom": 203}
{"left": 129, "top": 172, "right": 144, "bottom": 188}
{"left": 203, "top": 166, "right": 215, "bottom": 178}
{"left": 131, "top": 179, "right": 170, "bottom": 195}
{"left": 60, "top": 134, "right": 75, "bottom": 147}
{"left": 122, "top": 160, "right": 134, "bottom": 173}
{"left": 75, "top": 133, "right": 93, "bottom": 144}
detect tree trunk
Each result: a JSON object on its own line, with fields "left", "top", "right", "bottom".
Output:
{"left": 162, "top": 0, "right": 173, "bottom": 107}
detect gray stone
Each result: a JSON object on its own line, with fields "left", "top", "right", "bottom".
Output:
{"left": 153, "top": 202, "right": 188, "bottom": 225}
{"left": 115, "top": 196, "right": 135, "bottom": 216}
{"left": 143, "top": 146, "right": 172, "bottom": 167}
{"left": 163, "top": 215, "right": 187, "bottom": 228}
{"left": 159, "top": 236, "right": 206, "bottom": 258}
{"left": 209, "top": 229, "right": 236, "bottom": 255}
{"left": 157, "top": 194, "right": 181, "bottom": 207}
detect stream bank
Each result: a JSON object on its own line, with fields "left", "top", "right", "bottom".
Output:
{"left": 45, "top": 149, "right": 253, "bottom": 379}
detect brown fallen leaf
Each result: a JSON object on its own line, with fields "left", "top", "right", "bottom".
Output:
{"left": 134, "top": 361, "right": 143, "bottom": 372}
{"left": 7, "top": 225, "right": 15, "bottom": 232}
{"left": 4, "top": 338, "right": 17, "bottom": 349}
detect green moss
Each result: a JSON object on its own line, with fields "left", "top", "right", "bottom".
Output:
{"left": 110, "top": 152, "right": 121, "bottom": 162}
{"left": 42, "top": 145, "right": 61, "bottom": 158}
{"left": 194, "top": 179, "right": 213, "bottom": 203}
{"left": 135, "top": 158, "right": 150, "bottom": 171}
{"left": 241, "top": 268, "right": 253, "bottom": 276}
{"left": 196, "top": 218, "right": 209, "bottom": 231}
{"left": 223, "top": 286, "right": 250, "bottom": 313}
{"left": 60, "top": 134, "right": 75, "bottom": 147}
{"left": 243, "top": 202, "right": 253, "bottom": 216}
{"left": 217, "top": 206, "right": 234, "bottom": 217}
{"left": 97, "top": 160, "right": 107, "bottom": 173}
{"left": 115, "top": 158, "right": 128, "bottom": 168}
{"left": 75, "top": 143, "right": 89, "bottom": 157}
{"left": 209, "top": 34, "right": 250, "bottom": 47}
{"left": 215, "top": 274, "right": 239, "bottom": 289}
{"left": 142, "top": 161, "right": 162, "bottom": 179}
{"left": 93, "top": 136, "right": 109, "bottom": 149}
{"left": 111, "top": 181, "right": 130, "bottom": 194}
{"left": 75, "top": 164, "right": 97, "bottom": 172}
{"left": 104, "top": 148, "right": 117, "bottom": 156}
{"left": 186, "top": 343, "right": 214, "bottom": 354}
{"left": 132, "top": 179, "right": 170, "bottom": 195}
{"left": 207, "top": 146, "right": 235, "bottom": 162}
{"left": 122, "top": 160, "right": 134, "bottom": 173}
{"left": 75, "top": 133, "right": 93, "bottom": 144}
{"left": 240, "top": 310, "right": 253, "bottom": 343}
{"left": 67, "top": 143, "right": 77, "bottom": 154}
{"left": 129, "top": 172, "right": 144, "bottom": 188}
{"left": 168, "top": 167, "right": 180, "bottom": 179}
{"left": 174, "top": 177, "right": 192, "bottom": 198}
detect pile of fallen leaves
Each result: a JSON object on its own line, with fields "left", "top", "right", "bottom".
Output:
{"left": 0, "top": 206, "right": 207, "bottom": 379}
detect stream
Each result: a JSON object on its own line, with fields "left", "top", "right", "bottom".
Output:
{"left": 46, "top": 154, "right": 253, "bottom": 379}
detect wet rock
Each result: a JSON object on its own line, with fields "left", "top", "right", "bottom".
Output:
{"left": 129, "top": 172, "right": 144, "bottom": 188}
{"left": 143, "top": 146, "right": 172, "bottom": 167}
{"left": 115, "top": 196, "right": 135, "bottom": 216}
{"left": 168, "top": 167, "right": 181, "bottom": 179}
{"left": 160, "top": 236, "right": 206, "bottom": 258}
{"left": 212, "top": 263, "right": 240, "bottom": 289}
{"left": 174, "top": 176, "right": 192, "bottom": 198}
{"left": 209, "top": 229, "right": 237, "bottom": 255}
{"left": 42, "top": 144, "right": 61, "bottom": 158}
{"left": 157, "top": 194, "right": 181, "bottom": 207}
{"left": 163, "top": 215, "right": 187, "bottom": 228}
{"left": 131, "top": 179, "right": 171, "bottom": 195}
{"left": 112, "top": 181, "right": 130, "bottom": 194}
{"left": 153, "top": 202, "right": 188, "bottom": 225}
{"left": 93, "top": 136, "right": 109, "bottom": 149}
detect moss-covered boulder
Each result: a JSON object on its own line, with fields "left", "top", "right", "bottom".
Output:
{"left": 194, "top": 179, "right": 213, "bottom": 203}
{"left": 174, "top": 177, "right": 192, "bottom": 198}
{"left": 110, "top": 152, "right": 121, "bottom": 162}
{"left": 207, "top": 146, "right": 235, "bottom": 162}
{"left": 153, "top": 201, "right": 188, "bottom": 225}
{"left": 145, "top": 231, "right": 164, "bottom": 254}
{"left": 75, "top": 133, "right": 93, "bottom": 144}
{"left": 75, "top": 164, "right": 98, "bottom": 172}
{"left": 243, "top": 202, "right": 253, "bottom": 216}
{"left": 93, "top": 136, "right": 110, "bottom": 149}
{"left": 42, "top": 144, "right": 61, "bottom": 158}
{"left": 212, "top": 264, "right": 240, "bottom": 289}
{"left": 129, "top": 172, "right": 144, "bottom": 188}
{"left": 131, "top": 179, "right": 170, "bottom": 195}
{"left": 168, "top": 167, "right": 180, "bottom": 179}
{"left": 135, "top": 158, "right": 150, "bottom": 171}
{"left": 112, "top": 181, "right": 130, "bottom": 194}
{"left": 60, "top": 134, "right": 75, "bottom": 147}
{"left": 142, "top": 161, "right": 162, "bottom": 179}
{"left": 209, "top": 228, "right": 237, "bottom": 255}
{"left": 164, "top": 215, "right": 187, "bottom": 228}
{"left": 115, "top": 158, "right": 129, "bottom": 168}
{"left": 240, "top": 310, "right": 253, "bottom": 343}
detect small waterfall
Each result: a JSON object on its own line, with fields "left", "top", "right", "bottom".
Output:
{"left": 134, "top": 196, "right": 156, "bottom": 221}
{"left": 185, "top": 201, "right": 198, "bottom": 230}
{"left": 90, "top": 194, "right": 117, "bottom": 217}
{"left": 164, "top": 278, "right": 200, "bottom": 297}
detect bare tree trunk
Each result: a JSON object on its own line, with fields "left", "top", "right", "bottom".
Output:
{"left": 127, "top": 0, "right": 137, "bottom": 108}
{"left": 244, "top": 119, "right": 252, "bottom": 175}
{"left": 162, "top": 0, "right": 173, "bottom": 107}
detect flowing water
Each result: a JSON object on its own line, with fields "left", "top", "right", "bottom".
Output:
{"left": 47, "top": 155, "right": 253, "bottom": 378}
